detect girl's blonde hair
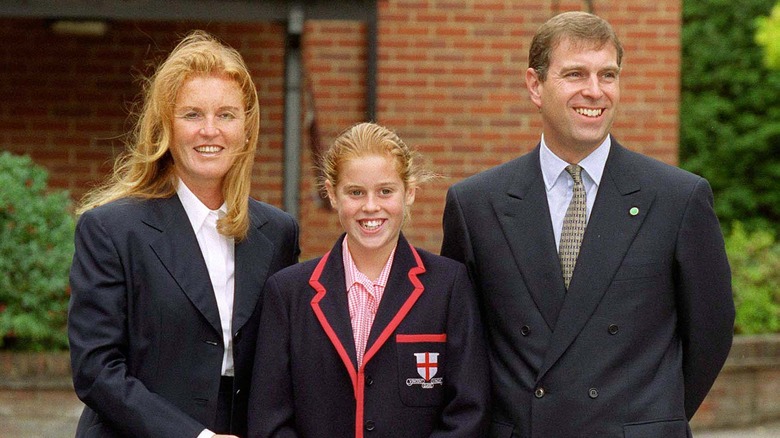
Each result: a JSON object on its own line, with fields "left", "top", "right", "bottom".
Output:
{"left": 319, "top": 122, "right": 436, "bottom": 223}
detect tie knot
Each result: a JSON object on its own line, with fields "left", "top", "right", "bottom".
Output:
{"left": 565, "top": 164, "right": 583, "bottom": 184}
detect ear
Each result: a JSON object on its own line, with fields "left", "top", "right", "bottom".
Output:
{"left": 526, "top": 67, "right": 543, "bottom": 110}
{"left": 405, "top": 186, "right": 416, "bottom": 207}
{"left": 325, "top": 181, "right": 338, "bottom": 209}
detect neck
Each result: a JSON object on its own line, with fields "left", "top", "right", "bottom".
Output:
{"left": 349, "top": 242, "right": 394, "bottom": 282}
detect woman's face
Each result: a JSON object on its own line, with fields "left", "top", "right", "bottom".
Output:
{"left": 171, "top": 73, "right": 246, "bottom": 193}
{"left": 326, "top": 153, "right": 416, "bottom": 266}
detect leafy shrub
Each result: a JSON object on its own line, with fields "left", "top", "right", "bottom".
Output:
{"left": 0, "top": 152, "right": 74, "bottom": 350}
{"left": 725, "top": 222, "right": 780, "bottom": 334}
{"left": 681, "top": 0, "right": 780, "bottom": 236}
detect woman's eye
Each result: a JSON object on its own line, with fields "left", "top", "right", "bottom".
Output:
{"left": 218, "top": 112, "right": 236, "bottom": 120}
{"left": 181, "top": 112, "right": 200, "bottom": 120}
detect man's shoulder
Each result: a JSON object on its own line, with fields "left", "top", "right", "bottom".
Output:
{"left": 450, "top": 150, "right": 536, "bottom": 192}
{"left": 613, "top": 143, "right": 703, "bottom": 187}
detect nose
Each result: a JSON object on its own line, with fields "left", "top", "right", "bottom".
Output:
{"left": 362, "top": 194, "right": 381, "bottom": 212}
{"left": 198, "top": 117, "right": 220, "bottom": 137}
{"left": 581, "top": 75, "right": 603, "bottom": 99}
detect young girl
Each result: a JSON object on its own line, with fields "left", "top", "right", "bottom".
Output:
{"left": 248, "top": 122, "right": 489, "bottom": 437}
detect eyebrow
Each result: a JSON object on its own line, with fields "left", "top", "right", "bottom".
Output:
{"left": 174, "top": 105, "right": 243, "bottom": 112}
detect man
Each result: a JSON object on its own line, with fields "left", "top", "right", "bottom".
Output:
{"left": 441, "top": 11, "right": 734, "bottom": 438}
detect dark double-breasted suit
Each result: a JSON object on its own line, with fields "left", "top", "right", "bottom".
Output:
{"left": 248, "top": 234, "right": 489, "bottom": 438}
{"left": 441, "top": 138, "right": 735, "bottom": 438}
{"left": 68, "top": 195, "right": 299, "bottom": 437}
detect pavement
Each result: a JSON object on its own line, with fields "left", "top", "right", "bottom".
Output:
{"left": 1, "top": 388, "right": 779, "bottom": 437}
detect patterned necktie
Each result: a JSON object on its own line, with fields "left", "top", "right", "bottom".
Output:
{"left": 559, "top": 164, "right": 587, "bottom": 289}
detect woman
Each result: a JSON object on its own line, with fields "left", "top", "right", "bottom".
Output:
{"left": 68, "top": 31, "right": 300, "bottom": 437}
{"left": 248, "top": 122, "right": 489, "bottom": 437}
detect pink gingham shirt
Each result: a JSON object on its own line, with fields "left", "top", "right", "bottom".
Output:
{"left": 342, "top": 237, "right": 396, "bottom": 367}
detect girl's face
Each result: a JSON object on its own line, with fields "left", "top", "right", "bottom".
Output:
{"left": 326, "top": 153, "right": 416, "bottom": 266}
{"left": 170, "top": 73, "right": 246, "bottom": 194}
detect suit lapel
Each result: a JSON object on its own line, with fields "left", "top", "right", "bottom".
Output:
{"left": 537, "top": 142, "right": 656, "bottom": 381}
{"left": 493, "top": 148, "right": 567, "bottom": 330}
{"left": 233, "top": 205, "right": 273, "bottom": 333}
{"left": 145, "top": 196, "right": 222, "bottom": 334}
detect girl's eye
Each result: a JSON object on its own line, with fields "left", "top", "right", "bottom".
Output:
{"left": 349, "top": 189, "right": 363, "bottom": 196}
{"left": 380, "top": 188, "right": 393, "bottom": 195}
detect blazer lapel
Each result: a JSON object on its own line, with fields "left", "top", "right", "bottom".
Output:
{"left": 145, "top": 196, "right": 222, "bottom": 334}
{"left": 310, "top": 236, "right": 360, "bottom": 377}
{"left": 494, "top": 148, "right": 567, "bottom": 330}
{"left": 363, "top": 234, "right": 426, "bottom": 366}
{"left": 537, "top": 141, "right": 656, "bottom": 381}
{"left": 232, "top": 206, "right": 273, "bottom": 334}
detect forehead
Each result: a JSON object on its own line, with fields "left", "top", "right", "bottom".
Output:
{"left": 339, "top": 153, "right": 403, "bottom": 182}
{"left": 177, "top": 73, "right": 244, "bottom": 103}
{"left": 550, "top": 37, "right": 619, "bottom": 67}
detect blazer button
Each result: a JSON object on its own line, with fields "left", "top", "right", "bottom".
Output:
{"left": 608, "top": 324, "right": 619, "bottom": 335}
{"left": 365, "top": 375, "right": 374, "bottom": 386}
{"left": 534, "top": 387, "right": 545, "bottom": 398}
{"left": 203, "top": 340, "right": 219, "bottom": 346}
{"left": 365, "top": 420, "right": 376, "bottom": 431}
{"left": 520, "top": 325, "right": 531, "bottom": 336}
{"left": 589, "top": 388, "right": 599, "bottom": 399}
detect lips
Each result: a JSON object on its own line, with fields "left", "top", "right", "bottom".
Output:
{"left": 195, "top": 145, "right": 223, "bottom": 153}
{"left": 575, "top": 107, "right": 604, "bottom": 117}
{"left": 360, "top": 219, "right": 384, "bottom": 231}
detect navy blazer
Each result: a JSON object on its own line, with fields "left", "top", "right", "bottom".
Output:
{"left": 68, "top": 195, "right": 299, "bottom": 437}
{"left": 248, "top": 234, "right": 489, "bottom": 438}
{"left": 441, "top": 138, "right": 735, "bottom": 438}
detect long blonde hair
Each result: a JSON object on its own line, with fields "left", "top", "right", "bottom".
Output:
{"left": 78, "top": 30, "right": 260, "bottom": 240}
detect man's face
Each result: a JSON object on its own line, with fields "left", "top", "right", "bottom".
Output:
{"left": 526, "top": 38, "right": 620, "bottom": 161}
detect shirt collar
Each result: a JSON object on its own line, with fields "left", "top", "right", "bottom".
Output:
{"left": 540, "top": 134, "right": 611, "bottom": 192}
{"left": 176, "top": 178, "right": 228, "bottom": 233}
{"left": 342, "top": 236, "right": 396, "bottom": 289}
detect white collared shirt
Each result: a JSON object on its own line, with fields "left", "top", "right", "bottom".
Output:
{"left": 177, "top": 179, "right": 236, "bottom": 377}
{"left": 540, "top": 134, "right": 610, "bottom": 250}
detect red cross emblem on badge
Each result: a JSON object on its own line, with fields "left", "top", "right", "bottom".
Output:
{"left": 414, "top": 352, "right": 439, "bottom": 381}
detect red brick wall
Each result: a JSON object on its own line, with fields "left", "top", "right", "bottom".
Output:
{"left": 0, "top": 0, "right": 681, "bottom": 260}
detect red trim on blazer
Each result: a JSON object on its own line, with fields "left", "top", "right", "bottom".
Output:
{"left": 396, "top": 333, "right": 447, "bottom": 343}
{"left": 309, "top": 243, "right": 427, "bottom": 438}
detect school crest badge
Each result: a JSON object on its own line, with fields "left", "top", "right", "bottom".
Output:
{"left": 405, "top": 352, "right": 443, "bottom": 389}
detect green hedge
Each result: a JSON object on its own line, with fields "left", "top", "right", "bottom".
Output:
{"left": 0, "top": 152, "right": 74, "bottom": 350}
{"left": 726, "top": 222, "right": 780, "bottom": 334}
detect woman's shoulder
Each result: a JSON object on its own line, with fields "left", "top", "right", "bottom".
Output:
{"left": 248, "top": 198, "right": 296, "bottom": 225}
